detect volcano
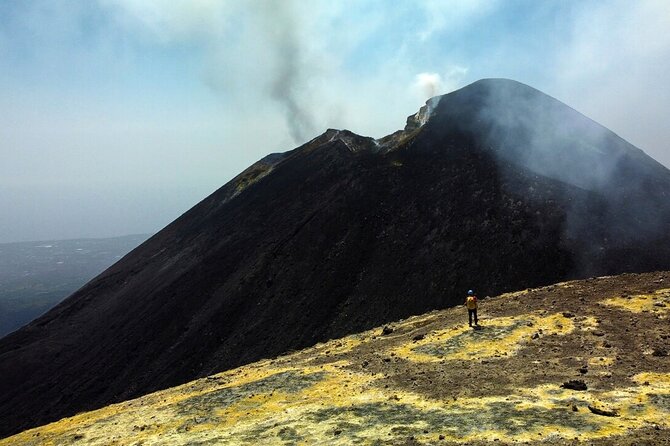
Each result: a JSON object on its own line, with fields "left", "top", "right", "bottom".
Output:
{"left": 1, "top": 78, "right": 669, "bottom": 438}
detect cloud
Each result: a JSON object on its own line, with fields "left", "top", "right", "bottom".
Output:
{"left": 416, "top": 0, "right": 500, "bottom": 41}
{"left": 99, "top": 0, "right": 234, "bottom": 42}
{"left": 98, "top": 0, "right": 478, "bottom": 144}
{"left": 554, "top": 0, "right": 670, "bottom": 166}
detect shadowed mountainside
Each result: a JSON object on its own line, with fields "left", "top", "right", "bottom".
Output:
{"left": 1, "top": 79, "right": 670, "bottom": 438}
{"left": 2, "top": 272, "right": 669, "bottom": 445}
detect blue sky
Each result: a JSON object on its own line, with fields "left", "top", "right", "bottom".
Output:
{"left": 1, "top": 0, "right": 669, "bottom": 242}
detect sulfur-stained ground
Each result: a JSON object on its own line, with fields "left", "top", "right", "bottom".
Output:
{"left": 2, "top": 272, "right": 670, "bottom": 445}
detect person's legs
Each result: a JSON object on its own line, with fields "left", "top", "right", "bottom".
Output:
{"left": 468, "top": 309, "right": 473, "bottom": 326}
{"left": 474, "top": 309, "right": 478, "bottom": 325}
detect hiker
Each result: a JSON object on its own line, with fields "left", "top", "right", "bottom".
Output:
{"left": 465, "top": 289, "right": 478, "bottom": 327}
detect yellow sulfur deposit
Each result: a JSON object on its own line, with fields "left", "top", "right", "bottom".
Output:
{"left": 588, "top": 356, "right": 615, "bottom": 367}
{"left": 5, "top": 361, "right": 669, "bottom": 446}
{"left": 390, "top": 313, "right": 574, "bottom": 363}
{"left": 3, "top": 280, "right": 670, "bottom": 446}
{"left": 602, "top": 288, "right": 670, "bottom": 314}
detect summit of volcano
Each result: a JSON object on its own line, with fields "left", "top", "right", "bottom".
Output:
{"left": 1, "top": 79, "right": 669, "bottom": 438}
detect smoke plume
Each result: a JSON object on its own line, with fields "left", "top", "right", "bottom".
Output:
{"left": 253, "top": 0, "right": 315, "bottom": 143}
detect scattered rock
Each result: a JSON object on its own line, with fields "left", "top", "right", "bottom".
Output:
{"left": 439, "top": 434, "right": 445, "bottom": 440}
{"left": 562, "top": 312, "right": 575, "bottom": 318}
{"left": 361, "top": 360, "right": 369, "bottom": 368}
{"left": 412, "top": 333, "right": 425, "bottom": 341}
{"left": 571, "top": 404, "right": 579, "bottom": 412}
{"left": 579, "top": 366, "right": 588, "bottom": 375}
{"left": 334, "top": 429, "right": 342, "bottom": 436}
{"left": 382, "top": 326, "right": 394, "bottom": 336}
{"left": 531, "top": 332, "right": 540, "bottom": 340}
{"left": 592, "top": 331, "right": 605, "bottom": 337}
{"left": 588, "top": 405, "right": 619, "bottom": 417}
{"left": 652, "top": 348, "right": 668, "bottom": 357}
{"left": 561, "top": 380, "right": 587, "bottom": 391}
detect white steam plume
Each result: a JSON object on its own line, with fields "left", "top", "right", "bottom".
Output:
{"left": 414, "top": 72, "right": 442, "bottom": 100}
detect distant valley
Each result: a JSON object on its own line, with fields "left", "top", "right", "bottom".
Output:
{"left": 0, "top": 234, "right": 150, "bottom": 338}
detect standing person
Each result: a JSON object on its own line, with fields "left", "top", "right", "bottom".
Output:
{"left": 465, "top": 289, "right": 478, "bottom": 327}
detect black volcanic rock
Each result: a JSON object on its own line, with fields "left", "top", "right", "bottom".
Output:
{"left": 1, "top": 78, "right": 670, "bottom": 438}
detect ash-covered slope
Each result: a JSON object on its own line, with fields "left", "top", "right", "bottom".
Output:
{"left": 427, "top": 79, "right": 670, "bottom": 274}
{"left": 1, "top": 79, "right": 670, "bottom": 438}
{"left": 3, "top": 272, "right": 669, "bottom": 445}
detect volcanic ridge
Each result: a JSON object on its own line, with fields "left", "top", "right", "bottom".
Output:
{"left": 1, "top": 79, "right": 670, "bottom": 438}
{"left": 2, "top": 272, "right": 669, "bottom": 445}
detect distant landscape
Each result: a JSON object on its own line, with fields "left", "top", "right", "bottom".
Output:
{"left": 0, "top": 234, "right": 150, "bottom": 338}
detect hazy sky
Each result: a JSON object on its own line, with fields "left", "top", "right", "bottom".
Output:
{"left": 1, "top": 0, "right": 669, "bottom": 243}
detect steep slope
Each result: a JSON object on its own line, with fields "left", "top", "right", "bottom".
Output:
{"left": 2, "top": 79, "right": 670, "bottom": 438}
{"left": 426, "top": 79, "right": 670, "bottom": 274}
{"left": 3, "top": 272, "right": 669, "bottom": 445}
